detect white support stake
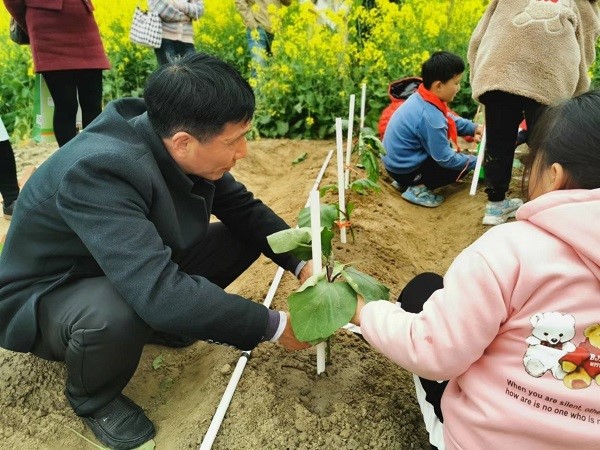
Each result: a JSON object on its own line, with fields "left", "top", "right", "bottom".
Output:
{"left": 344, "top": 94, "right": 355, "bottom": 189}
{"left": 335, "top": 118, "right": 347, "bottom": 244}
{"left": 359, "top": 83, "right": 367, "bottom": 129}
{"left": 469, "top": 127, "right": 486, "bottom": 196}
{"left": 309, "top": 190, "right": 326, "bottom": 374}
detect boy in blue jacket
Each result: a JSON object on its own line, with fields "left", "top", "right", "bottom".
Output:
{"left": 382, "top": 51, "right": 482, "bottom": 207}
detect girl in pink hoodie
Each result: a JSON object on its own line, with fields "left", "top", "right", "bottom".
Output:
{"left": 351, "top": 90, "right": 600, "bottom": 449}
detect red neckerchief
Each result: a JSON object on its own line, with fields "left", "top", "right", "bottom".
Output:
{"left": 417, "top": 83, "right": 459, "bottom": 150}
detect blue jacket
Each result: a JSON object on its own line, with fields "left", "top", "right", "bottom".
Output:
{"left": 0, "top": 98, "right": 299, "bottom": 353}
{"left": 382, "top": 92, "right": 477, "bottom": 174}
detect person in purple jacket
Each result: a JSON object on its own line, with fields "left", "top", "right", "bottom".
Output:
{"left": 382, "top": 51, "right": 482, "bottom": 208}
{"left": 353, "top": 90, "right": 600, "bottom": 450}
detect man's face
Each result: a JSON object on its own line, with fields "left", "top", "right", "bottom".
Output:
{"left": 175, "top": 121, "right": 252, "bottom": 180}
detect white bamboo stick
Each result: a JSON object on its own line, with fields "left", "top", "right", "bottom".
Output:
{"left": 309, "top": 189, "right": 327, "bottom": 374}
{"left": 335, "top": 118, "right": 347, "bottom": 244}
{"left": 359, "top": 83, "right": 366, "bottom": 129}
{"left": 344, "top": 94, "right": 355, "bottom": 189}
{"left": 469, "top": 127, "right": 486, "bottom": 196}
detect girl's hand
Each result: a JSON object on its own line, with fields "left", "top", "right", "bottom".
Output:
{"left": 350, "top": 295, "right": 365, "bottom": 326}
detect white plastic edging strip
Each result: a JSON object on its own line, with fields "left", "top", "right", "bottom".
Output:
{"left": 469, "top": 127, "right": 486, "bottom": 196}
{"left": 199, "top": 147, "right": 334, "bottom": 450}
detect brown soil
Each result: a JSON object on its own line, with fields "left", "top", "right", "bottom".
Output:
{"left": 0, "top": 138, "right": 522, "bottom": 450}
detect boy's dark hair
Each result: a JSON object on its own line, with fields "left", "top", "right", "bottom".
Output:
{"left": 524, "top": 90, "right": 600, "bottom": 196}
{"left": 144, "top": 53, "right": 255, "bottom": 143}
{"left": 421, "top": 51, "right": 465, "bottom": 89}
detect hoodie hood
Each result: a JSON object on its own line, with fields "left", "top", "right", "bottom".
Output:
{"left": 516, "top": 188, "right": 600, "bottom": 280}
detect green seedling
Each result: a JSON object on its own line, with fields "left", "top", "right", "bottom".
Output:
{"left": 267, "top": 204, "right": 389, "bottom": 343}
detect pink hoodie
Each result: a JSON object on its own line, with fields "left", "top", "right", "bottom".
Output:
{"left": 360, "top": 188, "right": 600, "bottom": 450}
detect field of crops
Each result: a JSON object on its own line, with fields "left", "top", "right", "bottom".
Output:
{"left": 1, "top": 0, "right": 599, "bottom": 141}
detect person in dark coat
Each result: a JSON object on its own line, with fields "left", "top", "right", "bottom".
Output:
{"left": 3, "top": 0, "right": 111, "bottom": 147}
{"left": 0, "top": 53, "right": 312, "bottom": 450}
{"left": 0, "top": 117, "right": 20, "bottom": 219}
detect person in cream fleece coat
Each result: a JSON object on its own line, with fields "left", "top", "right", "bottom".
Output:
{"left": 467, "top": 0, "right": 600, "bottom": 226}
{"left": 351, "top": 90, "right": 600, "bottom": 449}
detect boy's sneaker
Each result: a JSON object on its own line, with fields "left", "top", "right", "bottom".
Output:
{"left": 390, "top": 180, "right": 404, "bottom": 192}
{"left": 401, "top": 185, "right": 444, "bottom": 208}
{"left": 81, "top": 394, "right": 155, "bottom": 450}
{"left": 482, "top": 198, "right": 524, "bottom": 226}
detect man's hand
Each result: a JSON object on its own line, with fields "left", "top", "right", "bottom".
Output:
{"left": 278, "top": 312, "right": 311, "bottom": 351}
{"left": 297, "top": 260, "right": 314, "bottom": 284}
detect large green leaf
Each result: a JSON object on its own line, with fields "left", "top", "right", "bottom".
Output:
{"left": 341, "top": 266, "right": 390, "bottom": 302}
{"left": 288, "top": 279, "right": 357, "bottom": 342}
{"left": 361, "top": 133, "right": 386, "bottom": 156}
{"left": 359, "top": 150, "right": 379, "bottom": 181}
{"left": 267, "top": 227, "right": 315, "bottom": 261}
{"left": 297, "top": 204, "right": 338, "bottom": 230}
{"left": 349, "top": 178, "right": 381, "bottom": 195}
{"left": 296, "top": 205, "right": 337, "bottom": 257}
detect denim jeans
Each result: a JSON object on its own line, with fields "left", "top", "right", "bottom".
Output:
{"left": 246, "top": 27, "right": 274, "bottom": 73}
{"left": 154, "top": 39, "right": 196, "bottom": 65}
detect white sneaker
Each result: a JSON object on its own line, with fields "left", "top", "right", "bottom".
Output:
{"left": 482, "top": 198, "right": 524, "bottom": 225}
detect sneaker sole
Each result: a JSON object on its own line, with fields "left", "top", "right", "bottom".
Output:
{"left": 401, "top": 195, "right": 443, "bottom": 208}
{"left": 482, "top": 210, "right": 518, "bottom": 226}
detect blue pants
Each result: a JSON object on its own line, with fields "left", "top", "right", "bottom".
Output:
{"left": 246, "top": 27, "right": 274, "bottom": 73}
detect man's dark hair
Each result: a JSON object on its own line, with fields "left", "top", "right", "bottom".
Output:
{"left": 144, "top": 53, "right": 255, "bottom": 143}
{"left": 421, "top": 51, "right": 465, "bottom": 89}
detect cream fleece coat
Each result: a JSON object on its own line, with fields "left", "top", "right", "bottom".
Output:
{"left": 468, "top": 0, "right": 600, "bottom": 105}
{"left": 360, "top": 188, "right": 600, "bottom": 449}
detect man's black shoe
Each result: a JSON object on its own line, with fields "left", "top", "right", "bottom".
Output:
{"left": 2, "top": 201, "right": 15, "bottom": 220}
{"left": 82, "top": 394, "right": 155, "bottom": 450}
{"left": 148, "top": 330, "right": 197, "bottom": 348}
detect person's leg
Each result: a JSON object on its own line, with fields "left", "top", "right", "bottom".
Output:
{"left": 264, "top": 30, "right": 274, "bottom": 56}
{"left": 387, "top": 158, "right": 456, "bottom": 208}
{"left": 480, "top": 91, "right": 524, "bottom": 201}
{"left": 75, "top": 69, "right": 103, "bottom": 130}
{"left": 42, "top": 70, "right": 79, "bottom": 147}
{"left": 32, "top": 277, "right": 155, "bottom": 448}
{"left": 147, "top": 222, "right": 261, "bottom": 347}
{"left": 175, "top": 41, "right": 196, "bottom": 59}
{"left": 522, "top": 99, "right": 545, "bottom": 141}
{"left": 419, "top": 157, "right": 465, "bottom": 190}
{"left": 173, "top": 221, "right": 261, "bottom": 287}
{"left": 398, "top": 273, "right": 447, "bottom": 450}
{"left": 154, "top": 39, "right": 178, "bottom": 65}
{"left": 246, "top": 27, "right": 270, "bottom": 75}
{"left": 479, "top": 91, "right": 526, "bottom": 225}
{"left": 0, "top": 137, "right": 20, "bottom": 217}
